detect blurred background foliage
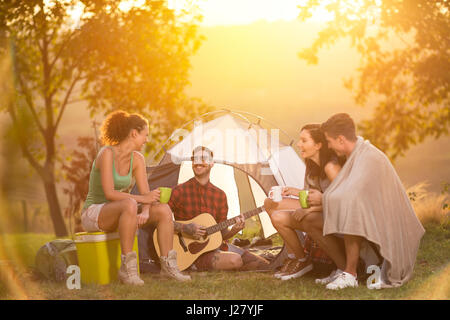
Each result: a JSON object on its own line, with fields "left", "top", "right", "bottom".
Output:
{"left": 0, "top": 0, "right": 212, "bottom": 236}
{"left": 297, "top": 0, "right": 449, "bottom": 160}
{"left": 0, "top": 0, "right": 448, "bottom": 236}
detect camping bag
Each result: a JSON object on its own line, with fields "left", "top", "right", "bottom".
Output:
{"left": 35, "top": 239, "right": 78, "bottom": 282}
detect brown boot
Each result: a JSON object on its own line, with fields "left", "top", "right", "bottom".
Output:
{"left": 118, "top": 251, "right": 144, "bottom": 286}
{"left": 274, "top": 257, "right": 296, "bottom": 279}
{"left": 280, "top": 257, "right": 313, "bottom": 281}
{"left": 159, "top": 250, "right": 191, "bottom": 281}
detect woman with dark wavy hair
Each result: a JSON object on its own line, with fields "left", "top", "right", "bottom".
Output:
{"left": 265, "top": 124, "right": 346, "bottom": 281}
{"left": 81, "top": 110, "right": 190, "bottom": 285}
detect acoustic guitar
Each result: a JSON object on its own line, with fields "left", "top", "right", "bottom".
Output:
{"left": 153, "top": 206, "right": 265, "bottom": 271}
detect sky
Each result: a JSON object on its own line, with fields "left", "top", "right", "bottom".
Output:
{"left": 169, "top": 0, "right": 334, "bottom": 26}
{"left": 69, "top": 0, "right": 334, "bottom": 27}
{"left": 183, "top": 0, "right": 302, "bottom": 26}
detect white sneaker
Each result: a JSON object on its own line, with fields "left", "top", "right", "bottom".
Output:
{"left": 326, "top": 271, "right": 358, "bottom": 290}
{"left": 315, "top": 269, "right": 343, "bottom": 285}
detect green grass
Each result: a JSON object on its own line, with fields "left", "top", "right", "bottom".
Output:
{"left": 0, "top": 233, "right": 58, "bottom": 268}
{"left": 0, "top": 223, "right": 449, "bottom": 300}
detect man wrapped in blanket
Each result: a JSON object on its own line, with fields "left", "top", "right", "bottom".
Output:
{"left": 310, "top": 113, "right": 425, "bottom": 290}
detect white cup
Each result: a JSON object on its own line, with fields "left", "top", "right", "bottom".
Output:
{"left": 269, "top": 186, "right": 283, "bottom": 202}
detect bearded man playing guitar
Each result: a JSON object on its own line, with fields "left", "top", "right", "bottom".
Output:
{"left": 167, "top": 146, "right": 269, "bottom": 271}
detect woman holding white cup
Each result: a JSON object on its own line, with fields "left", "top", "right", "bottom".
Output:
{"left": 264, "top": 124, "right": 345, "bottom": 281}
{"left": 268, "top": 186, "right": 284, "bottom": 202}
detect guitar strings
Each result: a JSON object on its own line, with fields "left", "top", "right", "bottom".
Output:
{"left": 205, "top": 207, "right": 264, "bottom": 235}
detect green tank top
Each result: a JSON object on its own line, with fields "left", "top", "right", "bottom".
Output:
{"left": 83, "top": 146, "right": 134, "bottom": 210}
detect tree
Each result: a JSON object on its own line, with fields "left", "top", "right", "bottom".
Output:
{"left": 297, "top": 0, "right": 450, "bottom": 159}
{"left": 0, "top": 0, "right": 207, "bottom": 236}
{"left": 62, "top": 135, "right": 98, "bottom": 235}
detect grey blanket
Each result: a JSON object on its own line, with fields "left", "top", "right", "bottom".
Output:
{"left": 323, "top": 137, "right": 425, "bottom": 288}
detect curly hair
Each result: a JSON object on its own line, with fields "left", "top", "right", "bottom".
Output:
{"left": 100, "top": 110, "right": 148, "bottom": 145}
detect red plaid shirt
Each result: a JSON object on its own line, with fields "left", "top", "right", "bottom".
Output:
{"left": 168, "top": 177, "right": 228, "bottom": 223}
{"left": 303, "top": 234, "right": 334, "bottom": 265}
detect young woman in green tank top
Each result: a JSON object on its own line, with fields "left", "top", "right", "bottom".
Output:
{"left": 82, "top": 110, "right": 190, "bottom": 285}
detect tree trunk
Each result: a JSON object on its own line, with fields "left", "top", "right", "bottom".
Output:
{"left": 41, "top": 168, "right": 68, "bottom": 237}
{"left": 21, "top": 200, "right": 28, "bottom": 232}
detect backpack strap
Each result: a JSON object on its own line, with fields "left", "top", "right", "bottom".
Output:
{"left": 45, "top": 242, "right": 58, "bottom": 256}
{"left": 45, "top": 240, "right": 76, "bottom": 256}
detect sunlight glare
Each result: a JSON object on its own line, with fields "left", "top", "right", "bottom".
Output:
{"left": 118, "top": 0, "right": 146, "bottom": 12}
{"left": 168, "top": 0, "right": 335, "bottom": 26}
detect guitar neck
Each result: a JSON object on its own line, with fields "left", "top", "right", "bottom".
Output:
{"left": 205, "top": 206, "right": 265, "bottom": 236}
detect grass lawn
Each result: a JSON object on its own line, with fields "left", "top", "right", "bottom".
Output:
{"left": 0, "top": 223, "right": 449, "bottom": 300}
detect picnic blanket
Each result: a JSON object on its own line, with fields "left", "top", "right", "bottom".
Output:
{"left": 322, "top": 137, "right": 425, "bottom": 288}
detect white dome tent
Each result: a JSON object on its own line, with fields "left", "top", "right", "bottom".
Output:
{"left": 134, "top": 109, "right": 306, "bottom": 270}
